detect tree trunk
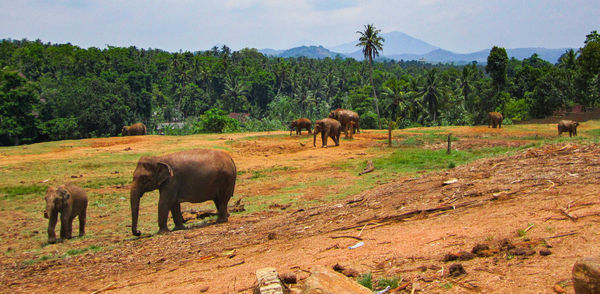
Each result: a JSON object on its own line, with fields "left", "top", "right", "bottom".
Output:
{"left": 369, "top": 56, "right": 382, "bottom": 129}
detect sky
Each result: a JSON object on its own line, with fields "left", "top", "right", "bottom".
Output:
{"left": 1, "top": 0, "right": 598, "bottom": 54}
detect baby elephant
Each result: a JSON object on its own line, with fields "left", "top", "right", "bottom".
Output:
{"left": 558, "top": 120, "right": 579, "bottom": 137}
{"left": 44, "top": 183, "right": 88, "bottom": 244}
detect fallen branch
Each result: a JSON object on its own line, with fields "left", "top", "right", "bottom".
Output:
{"left": 359, "top": 160, "right": 374, "bottom": 175}
{"left": 330, "top": 235, "right": 363, "bottom": 241}
{"left": 332, "top": 200, "right": 481, "bottom": 232}
{"left": 559, "top": 208, "right": 577, "bottom": 222}
{"left": 547, "top": 232, "right": 578, "bottom": 239}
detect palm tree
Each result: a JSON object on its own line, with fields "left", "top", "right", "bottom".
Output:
{"left": 421, "top": 69, "right": 443, "bottom": 122}
{"left": 356, "top": 24, "right": 385, "bottom": 128}
{"left": 222, "top": 75, "right": 249, "bottom": 113}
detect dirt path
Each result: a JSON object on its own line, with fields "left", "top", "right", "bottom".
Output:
{"left": 3, "top": 141, "right": 600, "bottom": 293}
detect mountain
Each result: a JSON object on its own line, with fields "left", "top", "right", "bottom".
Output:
{"left": 259, "top": 45, "right": 344, "bottom": 59}
{"left": 328, "top": 31, "right": 439, "bottom": 55}
{"left": 388, "top": 48, "right": 569, "bottom": 64}
{"left": 257, "top": 31, "right": 571, "bottom": 64}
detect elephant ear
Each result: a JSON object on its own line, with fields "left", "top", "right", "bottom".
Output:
{"left": 156, "top": 162, "right": 174, "bottom": 186}
{"left": 57, "top": 187, "right": 70, "bottom": 205}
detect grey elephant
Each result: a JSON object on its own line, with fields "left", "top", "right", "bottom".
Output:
{"left": 558, "top": 120, "right": 579, "bottom": 137}
{"left": 129, "top": 149, "right": 237, "bottom": 236}
{"left": 313, "top": 118, "right": 342, "bottom": 148}
{"left": 44, "top": 183, "right": 88, "bottom": 244}
{"left": 122, "top": 123, "right": 147, "bottom": 136}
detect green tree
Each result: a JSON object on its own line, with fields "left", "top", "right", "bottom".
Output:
{"left": 486, "top": 46, "right": 509, "bottom": 92}
{"left": 0, "top": 70, "right": 40, "bottom": 145}
{"left": 356, "top": 24, "right": 385, "bottom": 128}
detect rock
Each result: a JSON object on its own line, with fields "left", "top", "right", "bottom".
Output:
{"left": 256, "top": 267, "right": 284, "bottom": 294}
{"left": 539, "top": 249, "right": 552, "bottom": 256}
{"left": 509, "top": 247, "right": 536, "bottom": 256}
{"left": 332, "top": 263, "right": 359, "bottom": 278}
{"left": 280, "top": 272, "right": 297, "bottom": 284}
{"left": 448, "top": 263, "right": 466, "bottom": 277}
{"left": 303, "top": 265, "right": 371, "bottom": 294}
{"left": 443, "top": 251, "right": 474, "bottom": 262}
{"left": 471, "top": 244, "right": 490, "bottom": 256}
{"left": 442, "top": 178, "right": 458, "bottom": 186}
{"left": 573, "top": 257, "right": 600, "bottom": 294}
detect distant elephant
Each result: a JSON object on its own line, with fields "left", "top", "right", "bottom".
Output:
{"left": 329, "top": 108, "right": 360, "bottom": 137}
{"left": 313, "top": 118, "right": 341, "bottom": 148}
{"left": 488, "top": 112, "right": 504, "bottom": 128}
{"left": 290, "top": 118, "right": 312, "bottom": 136}
{"left": 44, "top": 183, "right": 88, "bottom": 244}
{"left": 122, "top": 123, "right": 147, "bottom": 136}
{"left": 129, "top": 149, "right": 236, "bottom": 236}
{"left": 558, "top": 120, "right": 579, "bottom": 137}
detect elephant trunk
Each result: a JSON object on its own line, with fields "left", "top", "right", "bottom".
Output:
{"left": 130, "top": 187, "right": 142, "bottom": 236}
{"left": 313, "top": 130, "right": 317, "bottom": 147}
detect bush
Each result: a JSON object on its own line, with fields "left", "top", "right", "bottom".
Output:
{"left": 360, "top": 111, "right": 379, "bottom": 129}
{"left": 39, "top": 117, "right": 80, "bottom": 140}
{"left": 241, "top": 118, "right": 285, "bottom": 132}
{"left": 198, "top": 108, "right": 239, "bottom": 133}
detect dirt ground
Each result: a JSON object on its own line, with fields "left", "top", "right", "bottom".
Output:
{"left": 1, "top": 128, "right": 600, "bottom": 293}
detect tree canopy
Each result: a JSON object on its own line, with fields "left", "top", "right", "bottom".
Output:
{"left": 0, "top": 30, "right": 599, "bottom": 145}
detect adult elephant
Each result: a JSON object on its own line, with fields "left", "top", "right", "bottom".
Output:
{"left": 313, "top": 118, "right": 341, "bottom": 148}
{"left": 129, "top": 149, "right": 236, "bottom": 236}
{"left": 488, "top": 112, "right": 504, "bottom": 128}
{"left": 122, "top": 123, "right": 147, "bottom": 136}
{"left": 290, "top": 118, "right": 312, "bottom": 136}
{"left": 329, "top": 108, "right": 360, "bottom": 137}
{"left": 558, "top": 120, "right": 579, "bottom": 137}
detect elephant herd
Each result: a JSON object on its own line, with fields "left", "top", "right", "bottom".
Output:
{"left": 41, "top": 110, "right": 582, "bottom": 244}
{"left": 290, "top": 108, "right": 360, "bottom": 148}
{"left": 487, "top": 112, "right": 580, "bottom": 137}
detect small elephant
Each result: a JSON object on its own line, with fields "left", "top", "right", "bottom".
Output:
{"left": 558, "top": 120, "right": 579, "bottom": 137}
{"left": 129, "top": 149, "right": 236, "bottom": 236}
{"left": 44, "top": 183, "right": 88, "bottom": 244}
{"left": 329, "top": 108, "right": 360, "bottom": 137}
{"left": 122, "top": 123, "right": 147, "bottom": 136}
{"left": 488, "top": 112, "right": 504, "bottom": 128}
{"left": 313, "top": 118, "right": 341, "bottom": 148}
{"left": 290, "top": 118, "right": 312, "bottom": 136}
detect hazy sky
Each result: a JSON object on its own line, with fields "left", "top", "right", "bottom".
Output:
{"left": 1, "top": 0, "right": 598, "bottom": 53}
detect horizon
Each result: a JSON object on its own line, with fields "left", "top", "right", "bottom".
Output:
{"left": 1, "top": 1, "right": 598, "bottom": 54}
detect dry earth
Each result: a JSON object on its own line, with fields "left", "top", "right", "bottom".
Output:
{"left": 1, "top": 128, "right": 600, "bottom": 293}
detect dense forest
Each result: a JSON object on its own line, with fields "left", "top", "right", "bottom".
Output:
{"left": 0, "top": 31, "right": 599, "bottom": 146}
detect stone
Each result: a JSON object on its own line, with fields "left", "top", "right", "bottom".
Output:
{"left": 573, "top": 257, "right": 600, "bottom": 294}
{"left": 303, "top": 265, "right": 371, "bottom": 294}
{"left": 256, "top": 267, "right": 283, "bottom": 294}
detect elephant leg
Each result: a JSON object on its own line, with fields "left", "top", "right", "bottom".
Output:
{"left": 322, "top": 131, "right": 328, "bottom": 147}
{"left": 344, "top": 124, "right": 349, "bottom": 138}
{"left": 333, "top": 133, "right": 340, "bottom": 146}
{"left": 170, "top": 203, "right": 185, "bottom": 230}
{"left": 47, "top": 214, "right": 58, "bottom": 244}
{"left": 157, "top": 195, "right": 172, "bottom": 233}
{"left": 214, "top": 198, "right": 229, "bottom": 223}
{"left": 78, "top": 210, "right": 86, "bottom": 237}
{"left": 66, "top": 216, "right": 75, "bottom": 239}
{"left": 60, "top": 213, "right": 69, "bottom": 239}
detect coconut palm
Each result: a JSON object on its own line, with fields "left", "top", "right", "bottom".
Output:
{"left": 356, "top": 24, "right": 385, "bottom": 128}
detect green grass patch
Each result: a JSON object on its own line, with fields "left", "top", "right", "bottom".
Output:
{"left": 0, "top": 184, "right": 46, "bottom": 199}
{"left": 357, "top": 272, "right": 373, "bottom": 290}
